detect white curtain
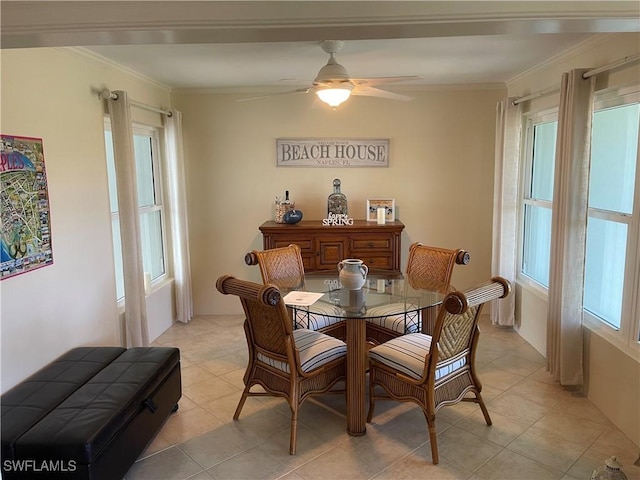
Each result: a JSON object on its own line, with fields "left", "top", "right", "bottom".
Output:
{"left": 164, "top": 110, "right": 193, "bottom": 323}
{"left": 107, "top": 91, "right": 149, "bottom": 347}
{"left": 546, "top": 69, "right": 595, "bottom": 386}
{"left": 491, "top": 97, "right": 522, "bottom": 326}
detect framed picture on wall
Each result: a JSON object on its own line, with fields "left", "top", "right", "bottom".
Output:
{"left": 0, "top": 134, "right": 54, "bottom": 280}
{"left": 366, "top": 198, "right": 395, "bottom": 222}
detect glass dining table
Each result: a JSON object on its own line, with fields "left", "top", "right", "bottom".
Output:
{"left": 285, "top": 274, "right": 448, "bottom": 436}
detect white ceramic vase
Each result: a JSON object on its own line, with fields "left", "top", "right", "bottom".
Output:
{"left": 337, "top": 259, "right": 368, "bottom": 290}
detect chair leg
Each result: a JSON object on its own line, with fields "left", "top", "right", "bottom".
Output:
{"left": 233, "top": 387, "right": 250, "bottom": 420}
{"left": 425, "top": 411, "right": 439, "bottom": 465}
{"left": 290, "top": 405, "right": 299, "bottom": 455}
{"left": 366, "top": 398, "right": 375, "bottom": 422}
{"left": 476, "top": 391, "right": 492, "bottom": 426}
{"left": 366, "top": 370, "right": 375, "bottom": 422}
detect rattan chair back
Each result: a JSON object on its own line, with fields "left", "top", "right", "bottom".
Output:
{"left": 405, "top": 242, "right": 470, "bottom": 289}
{"left": 245, "top": 244, "right": 306, "bottom": 291}
{"left": 434, "top": 279, "right": 509, "bottom": 362}
{"left": 217, "top": 275, "right": 293, "bottom": 360}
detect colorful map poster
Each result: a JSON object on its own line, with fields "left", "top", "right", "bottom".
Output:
{"left": 1, "top": 135, "right": 53, "bottom": 279}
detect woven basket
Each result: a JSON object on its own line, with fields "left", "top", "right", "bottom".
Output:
{"left": 274, "top": 201, "right": 296, "bottom": 223}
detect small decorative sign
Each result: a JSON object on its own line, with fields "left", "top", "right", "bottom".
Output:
{"left": 322, "top": 213, "right": 354, "bottom": 226}
{"left": 277, "top": 138, "right": 389, "bottom": 167}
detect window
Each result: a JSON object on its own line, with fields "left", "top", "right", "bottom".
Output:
{"left": 584, "top": 90, "right": 640, "bottom": 348}
{"left": 104, "top": 122, "right": 167, "bottom": 300}
{"left": 519, "top": 87, "right": 640, "bottom": 353}
{"left": 521, "top": 113, "right": 558, "bottom": 288}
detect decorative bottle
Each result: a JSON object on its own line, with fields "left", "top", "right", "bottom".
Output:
{"left": 327, "top": 179, "right": 348, "bottom": 215}
{"left": 275, "top": 190, "right": 295, "bottom": 223}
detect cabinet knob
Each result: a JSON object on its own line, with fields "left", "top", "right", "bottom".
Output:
{"left": 368, "top": 242, "right": 374, "bottom": 248}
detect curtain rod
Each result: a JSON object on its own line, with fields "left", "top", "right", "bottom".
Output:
{"left": 512, "top": 53, "right": 640, "bottom": 106}
{"left": 582, "top": 53, "right": 640, "bottom": 79}
{"left": 512, "top": 85, "right": 561, "bottom": 105}
{"left": 99, "top": 89, "right": 172, "bottom": 117}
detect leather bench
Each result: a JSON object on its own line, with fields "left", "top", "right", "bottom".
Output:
{"left": 1, "top": 346, "right": 182, "bottom": 479}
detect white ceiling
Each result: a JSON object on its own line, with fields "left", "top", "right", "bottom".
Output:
{"left": 2, "top": 1, "right": 639, "bottom": 92}
{"left": 85, "top": 34, "right": 593, "bottom": 91}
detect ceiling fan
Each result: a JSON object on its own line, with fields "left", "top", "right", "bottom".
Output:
{"left": 240, "top": 40, "right": 420, "bottom": 108}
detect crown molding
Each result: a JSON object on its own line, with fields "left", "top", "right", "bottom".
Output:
{"left": 506, "top": 32, "right": 635, "bottom": 86}
{"left": 3, "top": 1, "right": 638, "bottom": 48}
{"left": 60, "top": 46, "right": 172, "bottom": 92}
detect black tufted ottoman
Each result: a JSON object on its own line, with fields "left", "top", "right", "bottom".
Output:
{"left": 1, "top": 346, "right": 181, "bottom": 479}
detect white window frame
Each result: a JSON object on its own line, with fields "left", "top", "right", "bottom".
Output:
{"left": 104, "top": 119, "right": 169, "bottom": 302}
{"left": 517, "top": 87, "right": 640, "bottom": 361}
{"left": 517, "top": 108, "right": 558, "bottom": 298}
{"left": 582, "top": 85, "right": 640, "bottom": 359}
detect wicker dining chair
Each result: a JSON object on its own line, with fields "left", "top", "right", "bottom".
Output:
{"left": 367, "top": 276, "right": 510, "bottom": 464}
{"left": 245, "top": 244, "right": 345, "bottom": 338}
{"left": 366, "top": 243, "right": 470, "bottom": 344}
{"left": 216, "top": 275, "right": 347, "bottom": 455}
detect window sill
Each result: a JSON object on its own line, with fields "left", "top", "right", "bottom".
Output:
{"left": 583, "top": 314, "right": 640, "bottom": 364}
{"left": 516, "top": 274, "right": 548, "bottom": 301}
{"left": 151, "top": 275, "right": 173, "bottom": 293}
{"left": 516, "top": 278, "right": 640, "bottom": 364}
{"left": 115, "top": 276, "right": 174, "bottom": 313}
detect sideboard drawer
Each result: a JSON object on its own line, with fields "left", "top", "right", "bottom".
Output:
{"left": 351, "top": 235, "right": 393, "bottom": 252}
{"left": 272, "top": 238, "right": 314, "bottom": 251}
{"left": 356, "top": 255, "right": 393, "bottom": 270}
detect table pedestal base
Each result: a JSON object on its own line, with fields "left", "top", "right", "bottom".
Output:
{"left": 345, "top": 316, "right": 367, "bottom": 436}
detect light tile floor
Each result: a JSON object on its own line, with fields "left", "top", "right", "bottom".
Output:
{"left": 125, "top": 315, "right": 640, "bottom": 480}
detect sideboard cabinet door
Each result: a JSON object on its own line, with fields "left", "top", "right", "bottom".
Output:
{"left": 315, "top": 236, "right": 349, "bottom": 271}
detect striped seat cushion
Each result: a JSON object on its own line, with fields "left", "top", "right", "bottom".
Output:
{"left": 257, "top": 329, "right": 346, "bottom": 373}
{"left": 294, "top": 303, "right": 345, "bottom": 331}
{"left": 369, "top": 333, "right": 466, "bottom": 380}
{"left": 365, "top": 303, "right": 422, "bottom": 333}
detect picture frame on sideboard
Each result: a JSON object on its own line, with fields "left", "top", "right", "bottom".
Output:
{"left": 366, "top": 198, "right": 395, "bottom": 222}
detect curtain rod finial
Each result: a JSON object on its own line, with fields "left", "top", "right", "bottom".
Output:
{"left": 99, "top": 89, "right": 117, "bottom": 100}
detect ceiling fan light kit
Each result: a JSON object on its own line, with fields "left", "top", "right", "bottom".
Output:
{"left": 241, "top": 40, "right": 418, "bottom": 107}
{"left": 316, "top": 86, "right": 352, "bottom": 108}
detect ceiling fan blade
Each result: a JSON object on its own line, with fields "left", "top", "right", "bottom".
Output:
{"left": 237, "top": 87, "right": 310, "bottom": 102}
{"left": 351, "top": 76, "right": 422, "bottom": 87}
{"left": 351, "top": 85, "right": 413, "bottom": 101}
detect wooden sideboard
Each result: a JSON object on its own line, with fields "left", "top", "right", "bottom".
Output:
{"left": 258, "top": 220, "right": 405, "bottom": 275}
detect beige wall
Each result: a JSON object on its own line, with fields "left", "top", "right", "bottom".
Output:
{"left": 172, "top": 86, "right": 505, "bottom": 316}
{"left": 0, "top": 47, "right": 173, "bottom": 392}
{"left": 506, "top": 33, "right": 640, "bottom": 447}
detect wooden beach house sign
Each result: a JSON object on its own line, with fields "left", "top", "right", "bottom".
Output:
{"left": 276, "top": 138, "right": 389, "bottom": 167}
